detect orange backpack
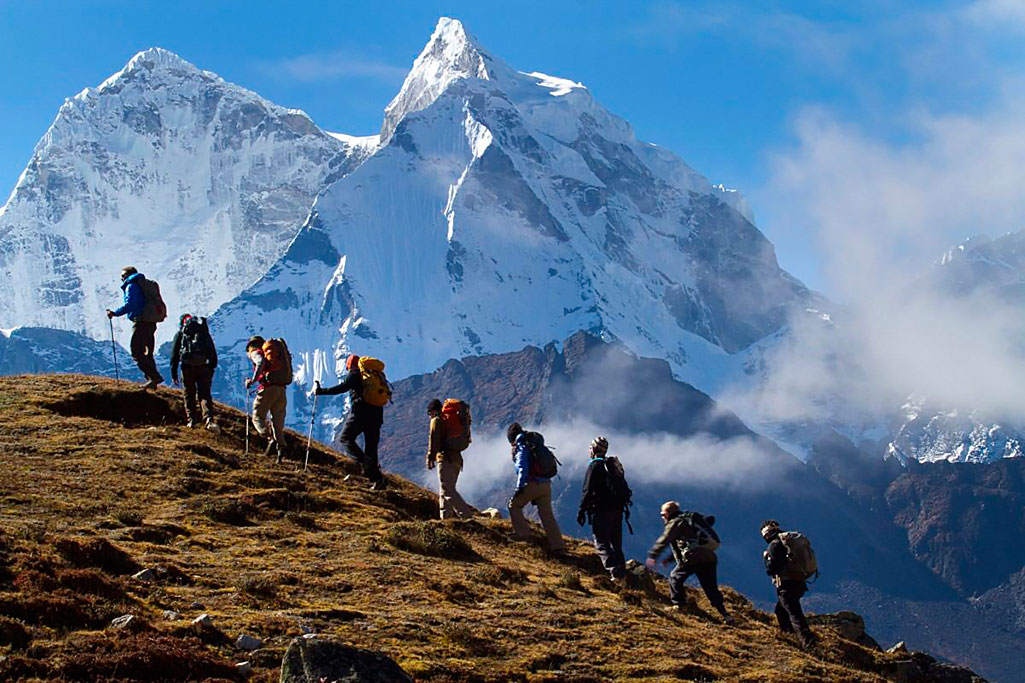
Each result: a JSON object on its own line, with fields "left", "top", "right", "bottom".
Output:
{"left": 441, "top": 399, "right": 472, "bottom": 452}
{"left": 262, "top": 339, "right": 293, "bottom": 386}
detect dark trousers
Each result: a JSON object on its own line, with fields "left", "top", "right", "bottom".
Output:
{"left": 591, "top": 508, "right": 626, "bottom": 578}
{"left": 181, "top": 364, "right": 214, "bottom": 423}
{"left": 671, "top": 559, "right": 727, "bottom": 615}
{"left": 340, "top": 409, "right": 382, "bottom": 481}
{"left": 775, "top": 580, "right": 813, "bottom": 639}
{"left": 130, "top": 321, "right": 162, "bottom": 382}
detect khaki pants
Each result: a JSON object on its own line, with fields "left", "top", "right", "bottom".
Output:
{"left": 508, "top": 480, "right": 565, "bottom": 551}
{"left": 252, "top": 384, "right": 286, "bottom": 444}
{"left": 437, "top": 455, "right": 473, "bottom": 519}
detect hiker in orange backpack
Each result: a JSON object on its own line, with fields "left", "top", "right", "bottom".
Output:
{"left": 426, "top": 398, "right": 474, "bottom": 519}
{"left": 315, "top": 354, "right": 390, "bottom": 490}
{"left": 105, "top": 266, "right": 166, "bottom": 389}
{"left": 244, "top": 335, "right": 292, "bottom": 462}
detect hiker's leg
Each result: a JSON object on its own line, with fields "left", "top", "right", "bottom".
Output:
{"left": 669, "top": 564, "right": 691, "bottom": 607}
{"left": 774, "top": 594, "right": 794, "bottom": 633}
{"left": 534, "top": 481, "right": 565, "bottom": 551}
{"left": 448, "top": 457, "right": 474, "bottom": 517}
{"left": 182, "top": 365, "right": 199, "bottom": 422}
{"left": 339, "top": 412, "right": 366, "bottom": 464}
{"left": 251, "top": 387, "right": 272, "bottom": 437}
{"left": 779, "top": 582, "right": 812, "bottom": 641}
{"left": 610, "top": 510, "right": 626, "bottom": 577}
{"left": 695, "top": 561, "right": 728, "bottom": 616}
{"left": 130, "top": 322, "right": 156, "bottom": 380}
{"left": 197, "top": 365, "right": 214, "bottom": 422}
{"left": 269, "top": 385, "right": 286, "bottom": 445}
{"left": 362, "top": 420, "right": 382, "bottom": 482}
{"left": 591, "top": 509, "right": 620, "bottom": 577}
{"left": 507, "top": 483, "right": 535, "bottom": 539}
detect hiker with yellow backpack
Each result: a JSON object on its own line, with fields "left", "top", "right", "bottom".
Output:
{"left": 315, "top": 354, "right": 391, "bottom": 490}
{"left": 426, "top": 398, "right": 474, "bottom": 519}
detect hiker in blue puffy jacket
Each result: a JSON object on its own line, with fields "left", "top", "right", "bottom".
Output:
{"left": 507, "top": 423, "right": 565, "bottom": 553}
{"left": 105, "top": 266, "right": 164, "bottom": 389}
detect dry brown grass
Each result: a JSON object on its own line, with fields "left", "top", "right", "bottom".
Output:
{"left": 0, "top": 375, "right": 929, "bottom": 682}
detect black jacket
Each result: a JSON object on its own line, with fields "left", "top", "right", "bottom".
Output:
{"left": 764, "top": 537, "right": 790, "bottom": 577}
{"left": 319, "top": 370, "right": 383, "bottom": 422}
{"left": 579, "top": 457, "right": 615, "bottom": 514}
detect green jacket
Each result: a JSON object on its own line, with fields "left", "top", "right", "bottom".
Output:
{"left": 647, "top": 514, "right": 716, "bottom": 567}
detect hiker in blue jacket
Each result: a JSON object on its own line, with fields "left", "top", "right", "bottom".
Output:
{"left": 106, "top": 266, "right": 164, "bottom": 389}
{"left": 507, "top": 423, "right": 565, "bottom": 553}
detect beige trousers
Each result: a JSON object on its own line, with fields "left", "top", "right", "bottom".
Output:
{"left": 252, "top": 384, "right": 286, "bottom": 444}
{"left": 437, "top": 457, "right": 474, "bottom": 519}
{"left": 509, "top": 480, "right": 565, "bottom": 551}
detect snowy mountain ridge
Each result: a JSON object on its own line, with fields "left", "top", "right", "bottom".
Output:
{"left": 0, "top": 46, "right": 367, "bottom": 348}
{"left": 208, "top": 17, "right": 814, "bottom": 442}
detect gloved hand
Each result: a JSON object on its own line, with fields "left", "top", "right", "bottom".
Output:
{"left": 245, "top": 378, "right": 254, "bottom": 390}
{"left": 105, "top": 309, "right": 115, "bottom": 319}
{"left": 577, "top": 510, "right": 587, "bottom": 526}
{"left": 314, "top": 381, "right": 324, "bottom": 396}
{"left": 425, "top": 455, "right": 435, "bottom": 470}
{"left": 645, "top": 557, "right": 657, "bottom": 571}
{"left": 171, "top": 373, "right": 179, "bottom": 386}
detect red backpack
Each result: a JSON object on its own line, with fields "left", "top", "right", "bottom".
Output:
{"left": 441, "top": 399, "right": 472, "bottom": 452}
{"left": 261, "top": 339, "right": 293, "bottom": 386}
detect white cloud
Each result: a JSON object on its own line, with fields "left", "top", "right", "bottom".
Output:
{"left": 262, "top": 51, "right": 407, "bottom": 84}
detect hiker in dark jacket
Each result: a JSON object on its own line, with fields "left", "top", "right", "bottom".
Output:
{"left": 646, "top": 501, "right": 733, "bottom": 623}
{"left": 507, "top": 423, "right": 565, "bottom": 553}
{"left": 761, "top": 519, "right": 817, "bottom": 648}
{"left": 169, "top": 314, "right": 219, "bottom": 432}
{"left": 426, "top": 399, "right": 474, "bottom": 519}
{"left": 577, "top": 436, "right": 627, "bottom": 579}
{"left": 316, "top": 354, "right": 386, "bottom": 490}
{"left": 105, "top": 266, "right": 163, "bottom": 389}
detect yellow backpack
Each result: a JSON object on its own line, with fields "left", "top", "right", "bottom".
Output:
{"left": 358, "top": 357, "right": 392, "bottom": 407}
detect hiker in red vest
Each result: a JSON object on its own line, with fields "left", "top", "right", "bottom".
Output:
{"left": 426, "top": 398, "right": 474, "bottom": 519}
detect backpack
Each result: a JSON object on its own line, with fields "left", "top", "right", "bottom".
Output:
{"left": 138, "top": 277, "right": 167, "bottom": 323}
{"left": 262, "top": 338, "right": 293, "bottom": 386}
{"left": 357, "top": 357, "right": 392, "bottom": 407}
{"left": 681, "top": 511, "right": 721, "bottom": 552}
{"left": 779, "top": 531, "right": 818, "bottom": 580}
{"left": 524, "top": 431, "right": 560, "bottom": 479}
{"left": 602, "top": 456, "right": 633, "bottom": 509}
{"left": 179, "top": 316, "right": 214, "bottom": 366}
{"left": 441, "top": 399, "right": 472, "bottom": 452}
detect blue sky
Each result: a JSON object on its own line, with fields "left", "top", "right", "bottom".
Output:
{"left": 2, "top": 0, "right": 1024, "bottom": 297}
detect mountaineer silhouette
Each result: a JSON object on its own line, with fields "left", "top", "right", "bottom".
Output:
{"left": 647, "top": 501, "right": 733, "bottom": 624}
{"left": 105, "top": 266, "right": 166, "bottom": 389}
{"left": 761, "top": 519, "right": 819, "bottom": 649}
{"left": 316, "top": 354, "right": 391, "bottom": 491}
{"left": 577, "top": 436, "right": 631, "bottom": 580}
{"left": 169, "top": 314, "right": 219, "bottom": 432}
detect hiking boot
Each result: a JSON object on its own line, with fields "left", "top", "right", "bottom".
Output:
{"left": 205, "top": 420, "right": 221, "bottom": 434}
{"left": 721, "top": 614, "right": 735, "bottom": 626}
{"left": 263, "top": 441, "right": 278, "bottom": 457}
{"left": 799, "top": 632, "right": 819, "bottom": 650}
{"left": 186, "top": 420, "right": 196, "bottom": 429}
{"left": 143, "top": 378, "right": 160, "bottom": 390}
{"left": 369, "top": 479, "right": 388, "bottom": 492}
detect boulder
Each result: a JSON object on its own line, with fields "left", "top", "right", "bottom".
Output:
{"left": 132, "top": 568, "right": 157, "bottom": 583}
{"left": 888, "top": 641, "right": 909, "bottom": 654}
{"left": 236, "top": 633, "right": 262, "bottom": 651}
{"left": 236, "top": 661, "right": 252, "bottom": 676}
{"left": 109, "top": 614, "right": 136, "bottom": 630}
{"left": 163, "top": 610, "right": 182, "bottom": 621}
{"left": 624, "top": 559, "right": 658, "bottom": 595}
{"left": 808, "top": 611, "right": 882, "bottom": 650}
{"left": 280, "top": 637, "right": 412, "bottom": 683}
{"left": 478, "top": 508, "right": 502, "bottom": 519}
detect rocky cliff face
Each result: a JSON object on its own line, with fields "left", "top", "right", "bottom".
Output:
{"left": 0, "top": 327, "right": 127, "bottom": 379}
{"left": 0, "top": 47, "right": 371, "bottom": 346}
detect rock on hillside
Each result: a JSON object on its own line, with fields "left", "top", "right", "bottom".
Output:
{"left": 0, "top": 374, "right": 982, "bottom": 682}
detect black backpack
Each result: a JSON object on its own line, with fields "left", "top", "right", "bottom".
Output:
{"left": 602, "top": 456, "right": 633, "bottom": 509}
{"left": 681, "top": 511, "right": 720, "bottom": 551}
{"left": 179, "top": 317, "right": 215, "bottom": 366}
{"left": 524, "top": 431, "right": 560, "bottom": 479}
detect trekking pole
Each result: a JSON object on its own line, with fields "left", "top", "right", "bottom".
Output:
{"left": 109, "top": 318, "right": 120, "bottom": 383}
{"left": 304, "top": 382, "right": 319, "bottom": 472}
{"left": 244, "top": 385, "right": 251, "bottom": 457}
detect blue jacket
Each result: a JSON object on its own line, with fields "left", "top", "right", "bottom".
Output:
{"left": 111, "top": 273, "right": 145, "bottom": 321}
{"left": 513, "top": 432, "right": 548, "bottom": 490}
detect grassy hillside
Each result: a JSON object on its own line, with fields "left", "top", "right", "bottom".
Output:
{"left": 0, "top": 375, "right": 979, "bottom": 682}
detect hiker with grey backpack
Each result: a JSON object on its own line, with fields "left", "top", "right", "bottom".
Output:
{"left": 105, "top": 266, "right": 166, "bottom": 389}
{"left": 761, "top": 519, "right": 818, "bottom": 648}
{"left": 647, "top": 501, "right": 733, "bottom": 624}
{"left": 577, "top": 436, "right": 630, "bottom": 580}
{"left": 506, "top": 423, "right": 565, "bottom": 554}
{"left": 170, "top": 314, "right": 220, "bottom": 432}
